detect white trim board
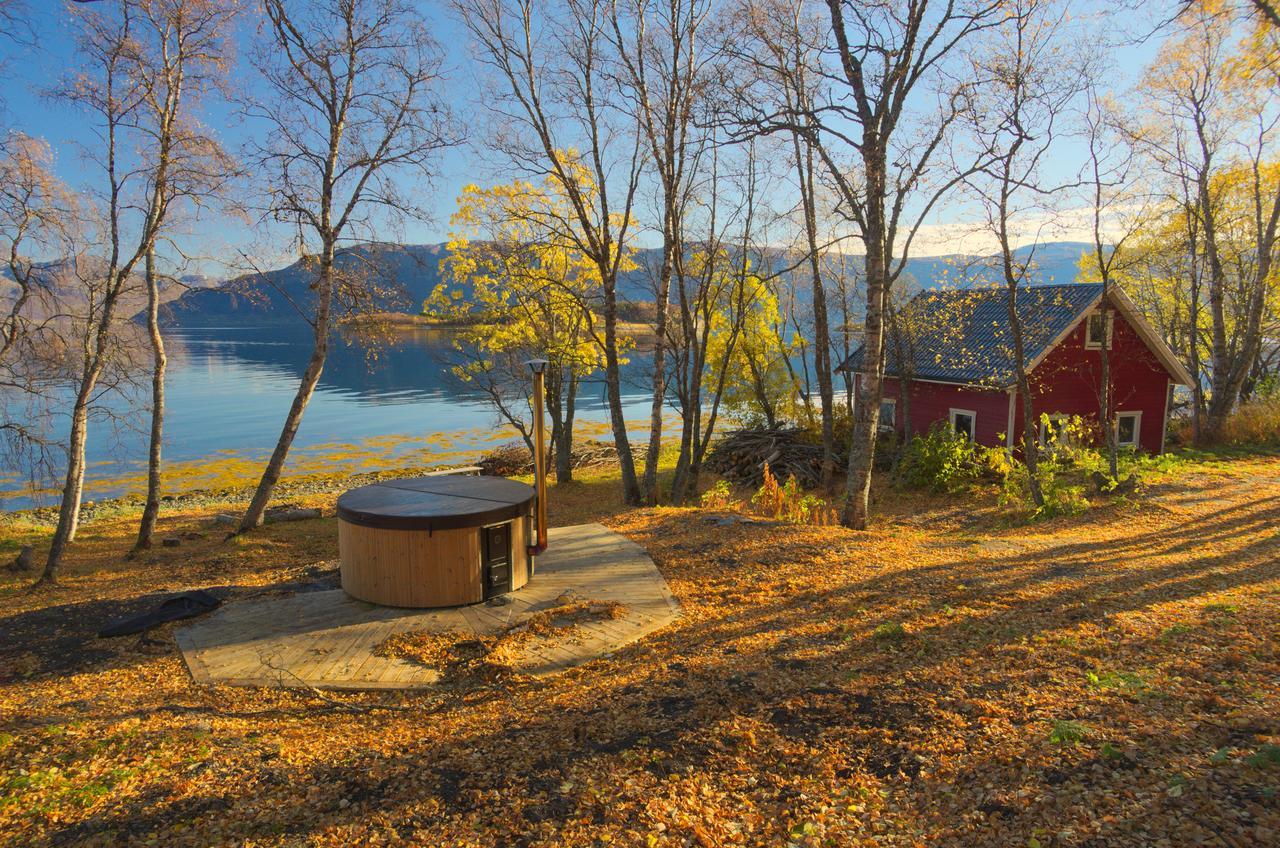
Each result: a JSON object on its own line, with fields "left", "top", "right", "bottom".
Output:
{"left": 1005, "top": 389, "right": 1017, "bottom": 450}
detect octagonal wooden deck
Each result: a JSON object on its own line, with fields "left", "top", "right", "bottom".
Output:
{"left": 175, "top": 523, "right": 680, "bottom": 690}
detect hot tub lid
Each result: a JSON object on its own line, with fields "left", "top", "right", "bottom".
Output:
{"left": 336, "top": 475, "right": 536, "bottom": 531}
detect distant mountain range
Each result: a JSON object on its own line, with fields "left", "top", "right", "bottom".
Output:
{"left": 151, "top": 240, "right": 1093, "bottom": 327}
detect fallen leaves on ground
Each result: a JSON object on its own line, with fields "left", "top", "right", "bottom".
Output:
{"left": 372, "top": 598, "right": 627, "bottom": 680}
{"left": 1, "top": 456, "right": 1278, "bottom": 847}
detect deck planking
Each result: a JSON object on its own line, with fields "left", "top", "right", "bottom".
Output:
{"left": 177, "top": 523, "right": 680, "bottom": 690}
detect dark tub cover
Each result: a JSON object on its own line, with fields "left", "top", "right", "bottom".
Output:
{"left": 336, "top": 476, "right": 536, "bottom": 531}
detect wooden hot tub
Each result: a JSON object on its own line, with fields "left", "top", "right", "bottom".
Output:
{"left": 336, "top": 475, "right": 537, "bottom": 608}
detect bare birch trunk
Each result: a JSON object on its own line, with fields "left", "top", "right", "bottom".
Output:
{"left": 1098, "top": 299, "right": 1118, "bottom": 479}
{"left": 840, "top": 172, "right": 886, "bottom": 530}
{"left": 603, "top": 275, "right": 642, "bottom": 505}
{"left": 795, "top": 134, "right": 835, "bottom": 489}
{"left": 134, "top": 246, "right": 167, "bottom": 552}
{"left": 41, "top": 399, "right": 89, "bottom": 583}
{"left": 1010, "top": 330, "right": 1045, "bottom": 508}
{"left": 641, "top": 235, "right": 672, "bottom": 504}
{"left": 238, "top": 250, "right": 334, "bottom": 531}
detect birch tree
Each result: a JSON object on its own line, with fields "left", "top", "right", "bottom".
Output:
{"left": 429, "top": 174, "right": 618, "bottom": 482}
{"left": 732, "top": 0, "right": 840, "bottom": 486}
{"left": 39, "top": 0, "right": 194, "bottom": 583}
{"left": 237, "top": 0, "right": 456, "bottom": 531}
{"left": 805, "top": 0, "right": 1002, "bottom": 528}
{"left": 608, "top": 0, "right": 716, "bottom": 504}
{"left": 727, "top": 0, "right": 1003, "bottom": 527}
{"left": 0, "top": 134, "right": 75, "bottom": 483}
{"left": 960, "top": 0, "right": 1089, "bottom": 510}
{"left": 456, "top": 0, "right": 646, "bottom": 505}
{"left": 129, "top": 0, "right": 239, "bottom": 553}
{"left": 1131, "top": 1, "right": 1280, "bottom": 441}
{"left": 1078, "top": 90, "right": 1154, "bottom": 479}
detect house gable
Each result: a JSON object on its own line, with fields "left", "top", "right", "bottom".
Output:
{"left": 1016, "top": 301, "right": 1175, "bottom": 453}
{"left": 1026, "top": 287, "right": 1195, "bottom": 388}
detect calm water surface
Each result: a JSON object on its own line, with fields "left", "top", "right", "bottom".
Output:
{"left": 2, "top": 326, "right": 655, "bottom": 509}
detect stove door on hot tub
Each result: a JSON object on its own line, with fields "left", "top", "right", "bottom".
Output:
{"left": 482, "top": 522, "right": 512, "bottom": 599}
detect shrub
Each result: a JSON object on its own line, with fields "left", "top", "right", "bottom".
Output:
{"left": 750, "top": 463, "right": 838, "bottom": 526}
{"left": 700, "top": 479, "right": 739, "bottom": 510}
{"left": 1168, "top": 394, "right": 1280, "bottom": 449}
{"left": 896, "top": 423, "right": 978, "bottom": 493}
{"left": 1218, "top": 396, "right": 1280, "bottom": 447}
{"left": 998, "top": 453, "right": 1090, "bottom": 520}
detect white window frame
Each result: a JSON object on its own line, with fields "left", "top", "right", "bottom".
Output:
{"left": 1115, "top": 411, "right": 1142, "bottom": 448}
{"left": 879, "top": 397, "right": 897, "bottom": 427}
{"left": 1085, "top": 310, "right": 1113, "bottom": 349}
{"left": 949, "top": 408, "right": 977, "bottom": 441}
{"left": 1040, "top": 413, "right": 1071, "bottom": 446}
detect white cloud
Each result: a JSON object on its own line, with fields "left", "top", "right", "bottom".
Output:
{"left": 824, "top": 205, "right": 1134, "bottom": 257}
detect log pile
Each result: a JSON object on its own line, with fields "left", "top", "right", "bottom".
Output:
{"left": 478, "top": 440, "right": 618, "bottom": 477}
{"left": 705, "top": 427, "right": 827, "bottom": 488}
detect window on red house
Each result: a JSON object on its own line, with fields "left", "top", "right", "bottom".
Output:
{"left": 1086, "top": 311, "right": 1112, "bottom": 348}
{"left": 949, "top": 409, "right": 975, "bottom": 441}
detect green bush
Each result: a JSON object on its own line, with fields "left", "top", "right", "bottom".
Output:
{"left": 896, "top": 423, "right": 979, "bottom": 493}
{"left": 998, "top": 452, "right": 1090, "bottom": 520}
{"left": 700, "top": 479, "right": 739, "bottom": 510}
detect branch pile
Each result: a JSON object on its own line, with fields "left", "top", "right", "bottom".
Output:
{"left": 705, "top": 427, "right": 828, "bottom": 488}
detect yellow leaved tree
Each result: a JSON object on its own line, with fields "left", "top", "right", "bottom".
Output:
{"left": 702, "top": 254, "right": 803, "bottom": 428}
{"left": 427, "top": 160, "right": 634, "bottom": 482}
{"left": 1081, "top": 160, "right": 1280, "bottom": 431}
{"left": 1120, "top": 1, "right": 1280, "bottom": 440}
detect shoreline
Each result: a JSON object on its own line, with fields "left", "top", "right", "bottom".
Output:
{"left": 1, "top": 459, "right": 485, "bottom": 529}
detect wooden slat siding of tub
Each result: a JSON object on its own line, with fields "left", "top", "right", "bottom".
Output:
{"left": 339, "top": 521, "right": 484, "bottom": 608}
{"left": 509, "top": 513, "right": 531, "bottom": 592}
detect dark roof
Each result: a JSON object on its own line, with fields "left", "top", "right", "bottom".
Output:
{"left": 837, "top": 283, "right": 1104, "bottom": 386}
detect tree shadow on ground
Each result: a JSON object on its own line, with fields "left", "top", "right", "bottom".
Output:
{"left": 0, "top": 564, "right": 339, "bottom": 690}
{"left": 27, "top": 479, "right": 1280, "bottom": 847}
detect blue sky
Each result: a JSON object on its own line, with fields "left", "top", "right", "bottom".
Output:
{"left": 0, "top": 1, "right": 1165, "bottom": 278}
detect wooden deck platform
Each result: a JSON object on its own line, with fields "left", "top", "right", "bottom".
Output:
{"left": 175, "top": 523, "right": 680, "bottom": 690}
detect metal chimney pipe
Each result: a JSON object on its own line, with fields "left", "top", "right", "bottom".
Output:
{"left": 525, "top": 359, "right": 549, "bottom": 557}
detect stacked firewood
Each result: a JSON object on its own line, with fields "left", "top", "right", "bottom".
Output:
{"left": 478, "top": 440, "right": 619, "bottom": 476}
{"left": 705, "top": 427, "right": 827, "bottom": 488}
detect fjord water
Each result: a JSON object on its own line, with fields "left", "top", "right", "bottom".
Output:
{"left": 1, "top": 326, "right": 655, "bottom": 510}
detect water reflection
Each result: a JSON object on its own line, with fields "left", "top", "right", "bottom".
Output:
{"left": 3, "top": 325, "right": 654, "bottom": 509}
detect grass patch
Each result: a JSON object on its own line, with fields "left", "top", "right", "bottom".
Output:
{"left": 1245, "top": 745, "right": 1280, "bottom": 769}
{"left": 872, "top": 622, "right": 908, "bottom": 641}
{"left": 1049, "top": 720, "right": 1090, "bottom": 745}
{"left": 1086, "top": 669, "right": 1148, "bottom": 695}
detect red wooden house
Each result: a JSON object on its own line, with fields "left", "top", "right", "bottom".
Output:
{"left": 838, "top": 284, "right": 1195, "bottom": 453}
